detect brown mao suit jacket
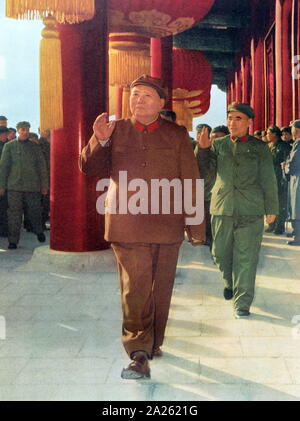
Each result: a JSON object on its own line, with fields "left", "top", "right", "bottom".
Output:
{"left": 79, "top": 116, "right": 205, "bottom": 244}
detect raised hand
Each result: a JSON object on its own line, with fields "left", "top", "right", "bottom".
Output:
{"left": 93, "top": 113, "right": 116, "bottom": 141}
{"left": 197, "top": 127, "right": 212, "bottom": 149}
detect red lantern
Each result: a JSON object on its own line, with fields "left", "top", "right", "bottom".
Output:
{"left": 172, "top": 48, "right": 213, "bottom": 128}
{"left": 109, "top": 0, "right": 215, "bottom": 37}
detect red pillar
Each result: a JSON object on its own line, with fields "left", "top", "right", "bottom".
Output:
{"left": 292, "top": 0, "right": 300, "bottom": 120}
{"left": 241, "top": 56, "right": 251, "bottom": 104}
{"left": 234, "top": 69, "right": 242, "bottom": 102}
{"left": 150, "top": 38, "right": 162, "bottom": 78}
{"left": 161, "top": 36, "right": 173, "bottom": 110}
{"left": 151, "top": 37, "right": 173, "bottom": 110}
{"left": 251, "top": 38, "right": 265, "bottom": 131}
{"left": 50, "top": 0, "right": 109, "bottom": 252}
{"left": 275, "top": 0, "right": 293, "bottom": 127}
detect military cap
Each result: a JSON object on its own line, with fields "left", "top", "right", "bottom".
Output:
{"left": 267, "top": 125, "right": 281, "bottom": 136}
{"left": 0, "top": 116, "right": 7, "bottom": 121}
{"left": 130, "top": 74, "right": 167, "bottom": 99}
{"left": 196, "top": 123, "right": 212, "bottom": 133}
{"left": 227, "top": 102, "right": 255, "bottom": 119}
{"left": 16, "top": 121, "right": 31, "bottom": 129}
{"left": 290, "top": 120, "right": 300, "bottom": 129}
{"left": 254, "top": 130, "right": 262, "bottom": 136}
{"left": 0, "top": 126, "right": 9, "bottom": 133}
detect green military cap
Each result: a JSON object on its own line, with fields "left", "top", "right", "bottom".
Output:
{"left": 0, "top": 116, "right": 7, "bottom": 121}
{"left": 227, "top": 102, "right": 255, "bottom": 119}
{"left": 0, "top": 126, "right": 9, "bottom": 133}
{"left": 196, "top": 123, "right": 212, "bottom": 133}
{"left": 290, "top": 120, "right": 300, "bottom": 129}
{"left": 16, "top": 121, "right": 31, "bottom": 129}
{"left": 267, "top": 125, "right": 281, "bottom": 136}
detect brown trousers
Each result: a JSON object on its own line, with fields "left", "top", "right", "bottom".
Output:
{"left": 111, "top": 242, "right": 181, "bottom": 358}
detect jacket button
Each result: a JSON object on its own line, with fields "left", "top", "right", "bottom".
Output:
{"left": 142, "top": 162, "right": 147, "bottom": 167}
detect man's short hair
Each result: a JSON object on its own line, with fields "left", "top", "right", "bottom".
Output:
{"left": 196, "top": 123, "right": 212, "bottom": 134}
{"left": 281, "top": 126, "right": 291, "bottom": 134}
{"left": 160, "top": 110, "right": 177, "bottom": 122}
{"left": 211, "top": 125, "right": 229, "bottom": 135}
{"left": 267, "top": 125, "right": 281, "bottom": 136}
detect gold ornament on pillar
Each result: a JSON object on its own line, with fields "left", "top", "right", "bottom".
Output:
{"left": 5, "top": 0, "right": 95, "bottom": 23}
{"left": 40, "top": 15, "right": 63, "bottom": 131}
{"left": 109, "top": 33, "right": 151, "bottom": 118}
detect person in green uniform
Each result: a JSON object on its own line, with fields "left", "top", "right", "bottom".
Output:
{"left": 0, "top": 126, "right": 9, "bottom": 236}
{"left": 0, "top": 121, "right": 49, "bottom": 249}
{"left": 197, "top": 102, "right": 278, "bottom": 318}
{"left": 265, "top": 125, "right": 291, "bottom": 234}
{"left": 195, "top": 123, "right": 214, "bottom": 247}
{"left": 29, "top": 131, "right": 51, "bottom": 229}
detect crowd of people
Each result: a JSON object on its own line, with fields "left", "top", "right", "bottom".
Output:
{"left": 0, "top": 116, "right": 50, "bottom": 249}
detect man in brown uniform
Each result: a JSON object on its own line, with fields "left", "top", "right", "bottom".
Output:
{"left": 80, "top": 75, "right": 205, "bottom": 380}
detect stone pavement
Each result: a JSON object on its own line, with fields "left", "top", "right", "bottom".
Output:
{"left": 0, "top": 226, "right": 299, "bottom": 401}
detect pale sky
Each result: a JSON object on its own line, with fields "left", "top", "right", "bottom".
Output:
{"left": 0, "top": 2, "right": 226, "bottom": 136}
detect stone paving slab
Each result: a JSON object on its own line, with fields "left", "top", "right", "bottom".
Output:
{"left": 0, "top": 228, "right": 300, "bottom": 401}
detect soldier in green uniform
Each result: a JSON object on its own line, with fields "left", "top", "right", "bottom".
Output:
{"left": 0, "top": 126, "right": 9, "bottom": 236}
{"left": 29, "top": 131, "right": 51, "bottom": 229}
{"left": 0, "top": 121, "right": 49, "bottom": 249}
{"left": 195, "top": 123, "right": 214, "bottom": 247}
{"left": 265, "top": 125, "right": 291, "bottom": 234}
{"left": 197, "top": 102, "right": 278, "bottom": 318}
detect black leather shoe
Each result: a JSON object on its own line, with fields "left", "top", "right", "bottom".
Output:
{"left": 8, "top": 243, "right": 17, "bottom": 249}
{"left": 121, "top": 351, "right": 150, "bottom": 379}
{"left": 287, "top": 240, "right": 300, "bottom": 246}
{"left": 223, "top": 288, "right": 233, "bottom": 300}
{"left": 234, "top": 310, "right": 250, "bottom": 319}
{"left": 274, "top": 229, "right": 284, "bottom": 235}
{"left": 286, "top": 232, "right": 295, "bottom": 238}
{"left": 37, "top": 233, "right": 46, "bottom": 243}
